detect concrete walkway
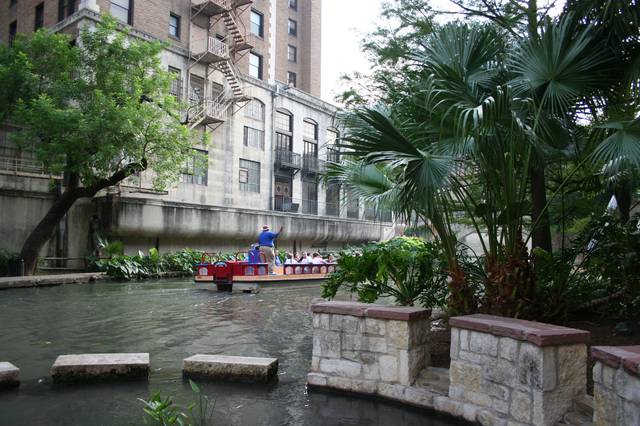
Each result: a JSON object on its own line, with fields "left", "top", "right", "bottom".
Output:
{"left": 0, "top": 272, "right": 108, "bottom": 290}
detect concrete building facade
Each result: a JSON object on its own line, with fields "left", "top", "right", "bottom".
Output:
{"left": 0, "top": 0, "right": 392, "bottom": 267}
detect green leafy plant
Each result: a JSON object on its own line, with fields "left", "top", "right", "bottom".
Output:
{"left": 94, "top": 249, "right": 205, "bottom": 280}
{"left": 139, "top": 380, "right": 215, "bottom": 426}
{"left": 0, "top": 249, "right": 19, "bottom": 277}
{"left": 322, "top": 237, "right": 448, "bottom": 307}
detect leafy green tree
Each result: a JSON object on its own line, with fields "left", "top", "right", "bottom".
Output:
{"left": 0, "top": 18, "right": 196, "bottom": 275}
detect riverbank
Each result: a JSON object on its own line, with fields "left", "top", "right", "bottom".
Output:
{"left": 0, "top": 271, "right": 190, "bottom": 290}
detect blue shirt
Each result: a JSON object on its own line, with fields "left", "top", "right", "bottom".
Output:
{"left": 258, "top": 230, "right": 279, "bottom": 247}
{"left": 248, "top": 248, "right": 262, "bottom": 264}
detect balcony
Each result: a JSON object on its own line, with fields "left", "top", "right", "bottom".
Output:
{"left": 274, "top": 149, "right": 302, "bottom": 170}
{"left": 189, "top": 97, "right": 229, "bottom": 129}
{"left": 302, "top": 155, "right": 325, "bottom": 175}
{"left": 272, "top": 196, "right": 317, "bottom": 215}
{"left": 191, "top": 37, "right": 229, "bottom": 65}
{"left": 191, "top": 0, "right": 230, "bottom": 17}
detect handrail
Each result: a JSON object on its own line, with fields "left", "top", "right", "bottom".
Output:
{"left": 207, "top": 36, "right": 229, "bottom": 58}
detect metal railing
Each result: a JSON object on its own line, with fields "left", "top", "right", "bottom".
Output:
{"left": 207, "top": 36, "right": 230, "bottom": 58}
{"left": 302, "top": 155, "right": 326, "bottom": 174}
{"left": 274, "top": 149, "right": 302, "bottom": 170}
{"left": 0, "top": 154, "right": 52, "bottom": 176}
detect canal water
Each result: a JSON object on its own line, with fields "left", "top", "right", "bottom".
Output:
{"left": 0, "top": 279, "right": 457, "bottom": 425}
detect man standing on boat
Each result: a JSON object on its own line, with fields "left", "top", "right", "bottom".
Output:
{"left": 258, "top": 225, "right": 283, "bottom": 274}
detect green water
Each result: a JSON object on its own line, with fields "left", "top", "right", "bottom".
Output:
{"left": 0, "top": 279, "right": 457, "bottom": 425}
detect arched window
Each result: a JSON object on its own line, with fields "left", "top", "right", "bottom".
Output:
{"left": 244, "top": 98, "right": 265, "bottom": 121}
{"left": 275, "top": 109, "right": 293, "bottom": 132}
{"left": 326, "top": 128, "right": 340, "bottom": 163}
{"left": 303, "top": 119, "right": 318, "bottom": 158}
{"left": 275, "top": 109, "right": 293, "bottom": 152}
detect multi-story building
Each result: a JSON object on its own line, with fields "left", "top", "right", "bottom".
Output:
{"left": 0, "top": 0, "right": 393, "bottom": 266}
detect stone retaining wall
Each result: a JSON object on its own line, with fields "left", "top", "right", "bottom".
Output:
{"left": 592, "top": 346, "right": 640, "bottom": 425}
{"left": 307, "top": 301, "right": 431, "bottom": 396}
{"left": 448, "top": 314, "right": 590, "bottom": 426}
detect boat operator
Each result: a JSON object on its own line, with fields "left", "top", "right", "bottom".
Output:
{"left": 258, "top": 224, "right": 283, "bottom": 274}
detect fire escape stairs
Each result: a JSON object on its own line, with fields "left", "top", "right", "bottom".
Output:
{"left": 188, "top": 0, "right": 253, "bottom": 129}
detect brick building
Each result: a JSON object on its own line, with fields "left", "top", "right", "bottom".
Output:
{"left": 0, "top": 0, "right": 393, "bottom": 267}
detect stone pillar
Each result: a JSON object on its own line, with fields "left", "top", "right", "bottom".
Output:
{"left": 592, "top": 346, "right": 640, "bottom": 425}
{"left": 448, "top": 314, "right": 590, "bottom": 426}
{"left": 307, "top": 301, "right": 431, "bottom": 397}
{"left": 78, "top": 0, "right": 100, "bottom": 12}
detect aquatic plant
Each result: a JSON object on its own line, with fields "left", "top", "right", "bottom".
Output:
{"left": 139, "top": 379, "right": 215, "bottom": 426}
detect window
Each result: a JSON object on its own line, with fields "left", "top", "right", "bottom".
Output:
{"left": 168, "top": 67, "right": 182, "bottom": 100}
{"left": 288, "top": 19, "right": 297, "bottom": 36}
{"left": 287, "top": 72, "right": 297, "bottom": 87}
{"left": 289, "top": 0, "right": 297, "bottom": 10}
{"left": 275, "top": 110, "right": 293, "bottom": 132}
{"left": 347, "top": 190, "right": 359, "bottom": 219}
{"left": 243, "top": 127, "right": 265, "bottom": 150}
{"left": 326, "top": 184, "right": 341, "bottom": 217}
{"left": 9, "top": 21, "right": 17, "bottom": 46}
{"left": 327, "top": 129, "right": 340, "bottom": 162}
{"left": 10, "top": 0, "right": 17, "bottom": 6}
{"left": 34, "top": 3, "right": 44, "bottom": 30}
{"left": 111, "top": 0, "right": 132, "bottom": 25}
{"left": 58, "top": 0, "right": 76, "bottom": 22}
{"left": 249, "top": 52, "right": 263, "bottom": 80}
{"left": 287, "top": 45, "right": 297, "bottom": 62}
{"left": 189, "top": 74, "right": 204, "bottom": 105}
{"left": 182, "top": 149, "right": 208, "bottom": 185}
{"left": 304, "top": 120, "right": 318, "bottom": 141}
{"left": 239, "top": 159, "right": 260, "bottom": 193}
{"left": 245, "top": 99, "right": 265, "bottom": 121}
{"left": 250, "top": 9, "right": 264, "bottom": 38}
{"left": 169, "top": 13, "right": 180, "bottom": 38}
{"left": 302, "top": 180, "right": 318, "bottom": 215}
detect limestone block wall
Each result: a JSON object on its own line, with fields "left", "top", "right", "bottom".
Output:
{"left": 448, "top": 314, "right": 590, "bottom": 426}
{"left": 592, "top": 346, "right": 640, "bottom": 425}
{"left": 307, "top": 301, "right": 431, "bottom": 396}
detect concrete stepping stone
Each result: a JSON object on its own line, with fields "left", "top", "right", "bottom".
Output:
{"left": 51, "top": 353, "right": 149, "bottom": 383}
{"left": 183, "top": 354, "right": 278, "bottom": 383}
{"left": 0, "top": 362, "right": 20, "bottom": 389}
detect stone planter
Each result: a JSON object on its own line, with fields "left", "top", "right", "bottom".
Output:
{"left": 592, "top": 345, "right": 640, "bottom": 425}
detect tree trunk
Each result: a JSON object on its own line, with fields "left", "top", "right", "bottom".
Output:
{"left": 19, "top": 189, "right": 82, "bottom": 275}
{"left": 614, "top": 182, "right": 631, "bottom": 223}
{"left": 530, "top": 166, "right": 553, "bottom": 253}
{"left": 18, "top": 160, "right": 146, "bottom": 275}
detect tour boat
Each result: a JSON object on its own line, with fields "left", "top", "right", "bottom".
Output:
{"left": 194, "top": 253, "right": 336, "bottom": 292}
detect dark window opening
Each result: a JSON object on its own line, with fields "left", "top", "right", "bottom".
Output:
{"left": 34, "top": 3, "right": 45, "bottom": 30}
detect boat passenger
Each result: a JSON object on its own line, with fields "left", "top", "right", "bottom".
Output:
{"left": 294, "top": 252, "right": 303, "bottom": 263}
{"left": 311, "top": 253, "right": 326, "bottom": 265}
{"left": 327, "top": 254, "right": 335, "bottom": 264}
{"left": 247, "top": 244, "right": 262, "bottom": 264}
{"left": 285, "top": 253, "right": 297, "bottom": 264}
{"left": 305, "top": 252, "right": 313, "bottom": 263}
{"left": 258, "top": 224, "right": 283, "bottom": 274}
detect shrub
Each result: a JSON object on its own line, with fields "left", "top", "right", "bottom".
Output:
{"left": 0, "top": 249, "right": 19, "bottom": 277}
{"left": 95, "top": 248, "right": 205, "bottom": 280}
{"left": 322, "top": 237, "right": 448, "bottom": 307}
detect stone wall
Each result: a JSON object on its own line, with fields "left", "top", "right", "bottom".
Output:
{"left": 307, "top": 301, "right": 431, "bottom": 398}
{"left": 592, "top": 346, "right": 640, "bottom": 425}
{"left": 449, "top": 314, "right": 590, "bottom": 426}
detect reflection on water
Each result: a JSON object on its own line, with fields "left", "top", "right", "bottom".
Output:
{"left": 0, "top": 280, "right": 457, "bottom": 425}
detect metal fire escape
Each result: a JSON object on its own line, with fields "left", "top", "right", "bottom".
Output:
{"left": 188, "top": 0, "right": 253, "bottom": 130}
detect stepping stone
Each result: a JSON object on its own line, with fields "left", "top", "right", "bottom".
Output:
{"left": 183, "top": 354, "right": 278, "bottom": 383}
{"left": 51, "top": 353, "right": 150, "bottom": 383}
{"left": 0, "top": 362, "right": 19, "bottom": 389}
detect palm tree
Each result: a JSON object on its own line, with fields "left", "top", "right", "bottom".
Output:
{"left": 328, "top": 18, "right": 609, "bottom": 316}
